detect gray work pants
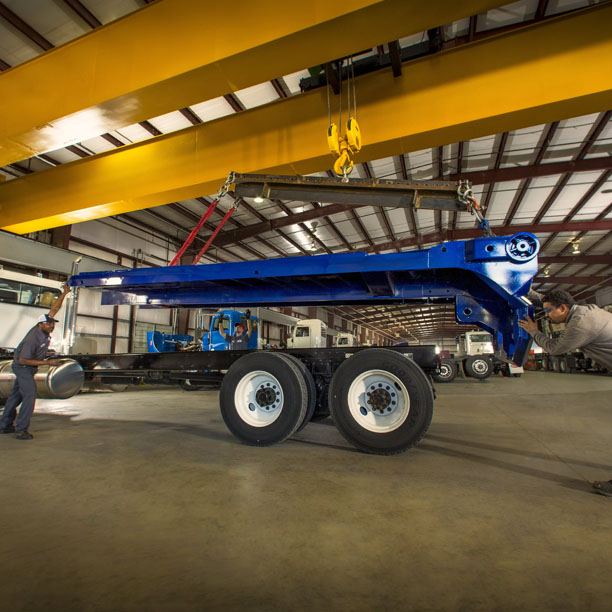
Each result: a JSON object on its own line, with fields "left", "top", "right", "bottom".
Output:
{"left": 0, "top": 365, "right": 37, "bottom": 433}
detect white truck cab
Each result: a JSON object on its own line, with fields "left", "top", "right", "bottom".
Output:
{"left": 334, "top": 332, "right": 357, "bottom": 347}
{"left": 458, "top": 331, "right": 494, "bottom": 356}
{"left": 287, "top": 319, "right": 328, "bottom": 349}
{"left": 0, "top": 269, "right": 67, "bottom": 352}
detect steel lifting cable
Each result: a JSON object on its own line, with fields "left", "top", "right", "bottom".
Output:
{"left": 327, "top": 56, "right": 362, "bottom": 180}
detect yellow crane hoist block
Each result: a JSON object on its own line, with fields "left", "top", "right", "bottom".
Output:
{"left": 327, "top": 123, "right": 340, "bottom": 156}
{"left": 346, "top": 117, "right": 361, "bottom": 153}
{"left": 328, "top": 116, "right": 361, "bottom": 179}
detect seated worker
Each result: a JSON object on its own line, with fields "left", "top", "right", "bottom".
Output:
{"left": 519, "top": 289, "right": 612, "bottom": 497}
{"left": 218, "top": 310, "right": 253, "bottom": 350}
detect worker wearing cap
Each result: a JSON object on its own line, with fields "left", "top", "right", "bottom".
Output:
{"left": 0, "top": 285, "right": 71, "bottom": 440}
{"left": 218, "top": 310, "right": 253, "bottom": 350}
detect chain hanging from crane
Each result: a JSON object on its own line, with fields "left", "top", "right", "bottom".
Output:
{"left": 457, "top": 180, "right": 495, "bottom": 237}
{"left": 327, "top": 57, "right": 362, "bottom": 182}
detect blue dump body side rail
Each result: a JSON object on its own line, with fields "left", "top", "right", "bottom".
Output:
{"left": 70, "top": 233, "right": 540, "bottom": 365}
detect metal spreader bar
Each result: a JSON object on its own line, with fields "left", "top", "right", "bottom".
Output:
{"left": 233, "top": 173, "right": 466, "bottom": 212}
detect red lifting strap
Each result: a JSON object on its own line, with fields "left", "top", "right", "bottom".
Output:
{"left": 169, "top": 199, "right": 219, "bottom": 266}
{"left": 193, "top": 206, "right": 236, "bottom": 264}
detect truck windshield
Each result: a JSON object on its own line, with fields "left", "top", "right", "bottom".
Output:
{"left": 470, "top": 334, "right": 492, "bottom": 343}
{"left": 0, "top": 279, "right": 61, "bottom": 307}
{"left": 295, "top": 327, "right": 310, "bottom": 337}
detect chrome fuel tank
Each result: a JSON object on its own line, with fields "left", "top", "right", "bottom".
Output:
{"left": 0, "top": 359, "right": 84, "bottom": 399}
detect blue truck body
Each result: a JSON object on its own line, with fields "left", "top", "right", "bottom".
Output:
{"left": 71, "top": 232, "right": 539, "bottom": 365}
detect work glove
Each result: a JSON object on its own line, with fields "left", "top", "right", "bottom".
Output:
{"left": 245, "top": 309, "right": 251, "bottom": 320}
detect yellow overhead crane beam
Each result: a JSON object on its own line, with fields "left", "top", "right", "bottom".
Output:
{"left": 0, "top": 0, "right": 508, "bottom": 167}
{"left": 2, "top": 3, "right": 612, "bottom": 234}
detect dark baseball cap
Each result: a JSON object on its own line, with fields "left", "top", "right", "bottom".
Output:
{"left": 37, "top": 314, "right": 59, "bottom": 324}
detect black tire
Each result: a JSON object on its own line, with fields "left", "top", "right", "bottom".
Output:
{"left": 542, "top": 357, "right": 550, "bottom": 371}
{"left": 559, "top": 357, "right": 568, "bottom": 373}
{"left": 432, "top": 359, "right": 457, "bottom": 383}
{"left": 551, "top": 357, "right": 560, "bottom": 372}
{"left": 219, "top": 352, "right": 307, "bottom": 446}
{"left": 511, "top": 373, "right": 522, "bottom": 378}
{"left": 277, "top": 353, "right": 316, "bottom": 432}
{"left": 464, "top": 356, "right": 493, "bottom": 380}
{"left": 328, "top": 349, "right": 434, "bottom": 455}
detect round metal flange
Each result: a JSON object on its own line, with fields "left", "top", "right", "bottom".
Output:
{"left": 506, "top": 233, "right": 539, "bottom": 262}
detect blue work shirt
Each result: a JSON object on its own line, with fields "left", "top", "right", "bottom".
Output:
{"left": 13, "top": 325, "right": 51, "bottom": 367}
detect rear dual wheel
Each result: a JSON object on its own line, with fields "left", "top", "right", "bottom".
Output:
{"left": 279, "top": 353, "right": 317, "bottom": 432}
{"left": 219, "top": 353, "right": 307, "bottom": 446}
{"left": 328, "top": 349, "right": 434, "bottom": 455}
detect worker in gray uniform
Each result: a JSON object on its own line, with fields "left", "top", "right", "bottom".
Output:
{"left": 218, "top": 309, "right": 253, "bottom": 350}
{"left": 0, "top": 285, "right": 71, "bottom": 440}
{"left": 519, "top": 289, "right": 612, "bottom": 497}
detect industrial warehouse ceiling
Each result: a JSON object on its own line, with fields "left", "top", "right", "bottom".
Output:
{"left": 0, "top": 0, "right": 611, "bottom": 342}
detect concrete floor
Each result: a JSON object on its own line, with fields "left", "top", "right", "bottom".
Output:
{"left": 1, "top": 372, "right": 611, "bottom": 612}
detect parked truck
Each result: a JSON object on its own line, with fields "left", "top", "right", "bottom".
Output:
{"left": 433, "top": 331, "right": 524, "bottom": 382}
{"left": 0, "top": 269, "right": 67, "bottom": 353}
{"left": 541, "top": 351, "right": 608, "bottom": 374}
{"left": 0, "top": 175, "right": 540, "bottom": 455}
{"left": 287, "top": 319, "right": 327, "bottom": 349}
{"left": 334, "top": 332, "right": 357, "bottom": 347}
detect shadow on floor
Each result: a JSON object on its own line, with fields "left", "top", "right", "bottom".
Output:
{"left": 419, "top": 442, "right": 591, "bottom": 492}
{"left": 426, "top": 433, "right": 612, "bottom": 471}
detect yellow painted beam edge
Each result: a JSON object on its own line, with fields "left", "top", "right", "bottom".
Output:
{"left": 0, "top": 0, "right": 511, "bottom": 167}
{"left": 2, "top": 3, "right": 612, "bottom": 234}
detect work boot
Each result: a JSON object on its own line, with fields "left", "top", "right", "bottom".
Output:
{"left": 1, "top": 425, "right": 15, "bottom": 434}
{"left": 15, "top": 431, "right": 34, "bottom": 440}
